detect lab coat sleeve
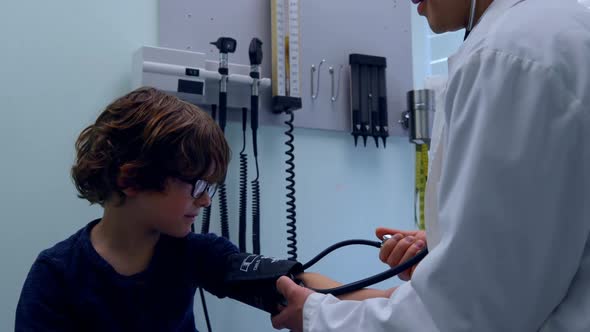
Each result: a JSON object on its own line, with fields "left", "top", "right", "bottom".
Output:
{"left": 302, "top": 48, "right": 588, "bottom": 331}
{"left": 304, "top": 282, "right": 437, "bottom": 331}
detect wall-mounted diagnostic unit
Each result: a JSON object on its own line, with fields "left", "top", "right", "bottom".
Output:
{"left": 271, "top": 0, "right": 303, "bottom": 113}
{"left": 157, "top": 0, "right": 413, "bottom": 135}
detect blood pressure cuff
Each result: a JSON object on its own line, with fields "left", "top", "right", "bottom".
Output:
{"left": 224, "top": 253, "right": 304, "bottom": 314}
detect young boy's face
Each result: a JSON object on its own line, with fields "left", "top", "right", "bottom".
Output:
{"left": 132, "top": 177, "right": 212, "bottom": 237}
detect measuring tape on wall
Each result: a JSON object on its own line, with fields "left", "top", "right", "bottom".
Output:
{"left": 415, "top": 144, "right": 428, "bottom": 230}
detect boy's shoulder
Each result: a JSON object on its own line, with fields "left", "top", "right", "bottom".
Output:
{"left": 36, "top": 220, "right": 96, "bottom": 272}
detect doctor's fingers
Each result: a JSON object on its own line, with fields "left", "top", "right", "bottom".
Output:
{"left": 381, "top": 235, "right": 424, "bottom": 269}
{"left": 271, "top": 310, "right": 292, "bottom": 331}
{"left": 397, "top": 240, "right": 425, "bottom": 281}
{"left": 379, "top": 233, "right": 401, "bottom": 263}
{"left": 271, "top": 311, "right": 300, "bottom": 331}
{"left": 276, "top": 277, "right": 314, "bottom": 312}
{"left": 274, "top": 277, "right": 313, "bottom": 331}
{"left": 379, "top": 233, "right": 408, "bottom": 263}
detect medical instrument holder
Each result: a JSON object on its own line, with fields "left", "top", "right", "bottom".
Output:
{"left": 349, "top": 54, "right": 389, "bottom": 147}
{"left": 159, "top": 0, "right": 413, "bottom": 134}
{"left": 133, "top": 47, "right": 274, "bottom": 120}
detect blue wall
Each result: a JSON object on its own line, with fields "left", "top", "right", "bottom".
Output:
{"left": 0, "top": 1, "right": 158, "bottom": 329}
{"left": 0, "top": 1, "right": 417, "bottom": 330}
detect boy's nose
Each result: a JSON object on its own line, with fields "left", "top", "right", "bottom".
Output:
{"left": 194, "top": 193, "right": 211, "bottom": 207}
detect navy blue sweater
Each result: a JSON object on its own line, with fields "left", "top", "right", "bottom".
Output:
{"left": 16, "top": 219, "right": 239, "bottom": 331}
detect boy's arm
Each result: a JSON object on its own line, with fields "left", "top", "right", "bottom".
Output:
{"left": 16, "top": 256, "right": 74, "bottom": 331}
{"left": 298, "top": 272, "right": 397, "bottom": 300}
{"left": 186, "top": 233, "right": 240, "bottom": 297}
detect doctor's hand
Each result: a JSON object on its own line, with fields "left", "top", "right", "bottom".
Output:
{"left": 271, "top": 276, "right": 314, "bottom": 332}
{"left": 376, "top": 227, "right": 427, "bottom": 281}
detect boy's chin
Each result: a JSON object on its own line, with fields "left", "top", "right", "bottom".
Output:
{"left": 160, "top": 226, "right": 193, "bottom": 238}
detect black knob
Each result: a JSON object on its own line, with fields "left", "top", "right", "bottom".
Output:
{"left": 249, "top": 38, "right": 263, "bottom": 65}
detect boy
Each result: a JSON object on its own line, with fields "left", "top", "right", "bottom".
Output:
{"left": 16, "top": 87, "right": 239, "bottom": 331}
{"left": 16, "top": 87, "right": 396, "bottom": 331}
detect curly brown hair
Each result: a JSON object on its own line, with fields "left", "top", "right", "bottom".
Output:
{"left": 71, "top": 87, "right": 230, "bottom": 206}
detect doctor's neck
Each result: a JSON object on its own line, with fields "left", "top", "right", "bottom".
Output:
{"left": 467, "top": 0, "right": 493, "bottom": 31}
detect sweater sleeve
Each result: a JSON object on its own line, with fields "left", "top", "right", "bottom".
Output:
{"left": 186, "top": 233, "right": 239, "bottom": 297}
{"left": 16, "top": 254, "right": 75, "bottom": 332}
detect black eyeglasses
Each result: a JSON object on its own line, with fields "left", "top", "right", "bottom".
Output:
{"left": 178, "top": 178, "right": 218, "bottom": 199}
{"left": 191, "top": 179, "right": 218, "bottom": 199}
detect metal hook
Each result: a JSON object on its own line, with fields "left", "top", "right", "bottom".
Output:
{"left": 311, "top": 59, "right": 325, "bottom": 99}
{"left": 329, "top": 65, "right": 344, "bottom": 102}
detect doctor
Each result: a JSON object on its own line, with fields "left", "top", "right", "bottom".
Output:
{"left": 272, "top": 0, "right": 590, "bottom": 331}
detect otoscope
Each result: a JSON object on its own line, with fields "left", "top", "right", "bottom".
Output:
{"left": 249, "top": 38, "right": 263, "bottom": 255}
{"left": 210, "top": 37, "right": 236, "bottom": 239}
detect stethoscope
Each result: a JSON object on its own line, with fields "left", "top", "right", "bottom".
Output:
{"left": 302, "top": 235, "right": 428, "bottom": 296}
{"left": 465, "top": 0, "right": 477, "bottom": 40}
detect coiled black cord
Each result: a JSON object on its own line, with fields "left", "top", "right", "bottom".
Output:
{"left": 239, "top": 108, "right": 248, "bottom": 252}
{"left": 200, "top": 105, "right": 217, "bottom": 235}
{"left": 218, "top": 183, "right": 229, "bottom": 239}
{"left": 217, "top": 95, "right": 230, "bottom": 240}
{"left": 285, "top": 111, "right": 297, "bottom": 261}
{"left": 200, "top": 206, "right": 211, "bottom": 234}
{"left": 251, "top": 158, "right": 261, "bottom": 254}
{"left": 251, "top": 95, "right": 261, "bottom": 255}
{"left": 197, "top": 104, "right": 218, "bottom": 331}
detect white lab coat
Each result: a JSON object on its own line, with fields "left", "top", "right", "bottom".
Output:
{"left": 303, "top": 0, "right": 590, "bottom": 331}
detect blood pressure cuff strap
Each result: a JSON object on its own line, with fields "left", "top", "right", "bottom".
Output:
{"left": 224, "top": 253, "right": 304, "bottom": 314}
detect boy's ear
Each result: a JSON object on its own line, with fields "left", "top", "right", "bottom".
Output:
{"left": 117, "top": 163, "right": 139, "bottom": 197}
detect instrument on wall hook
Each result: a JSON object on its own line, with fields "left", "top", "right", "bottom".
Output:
{"left": 249, "top": 37, "right": 263, "bottom": 255}
{"left": 311, "top": 59, "right": 325, "bottom": 99}
{"left": 238, "top": 106, "right": 248, "bottom": 253}
{"left": 210, "top": 36, "right": 237, "bottom": 240}
{"left": 329, "top": 65, "right": 343, "bottom": 102}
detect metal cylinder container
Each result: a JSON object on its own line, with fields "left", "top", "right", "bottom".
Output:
{"left": 407, "top": 89, "right": 435, "bottom": 145}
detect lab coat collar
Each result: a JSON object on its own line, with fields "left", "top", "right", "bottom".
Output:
{"left": 448, "top": 0, "right": 526, "bottom": 74}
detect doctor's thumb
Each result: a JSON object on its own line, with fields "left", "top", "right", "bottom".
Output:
{"left": 276, "top": 276, "right": 296, "bottom": 298}
{"left": 376, "top": 227, "right": 403, "bottom": 239}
